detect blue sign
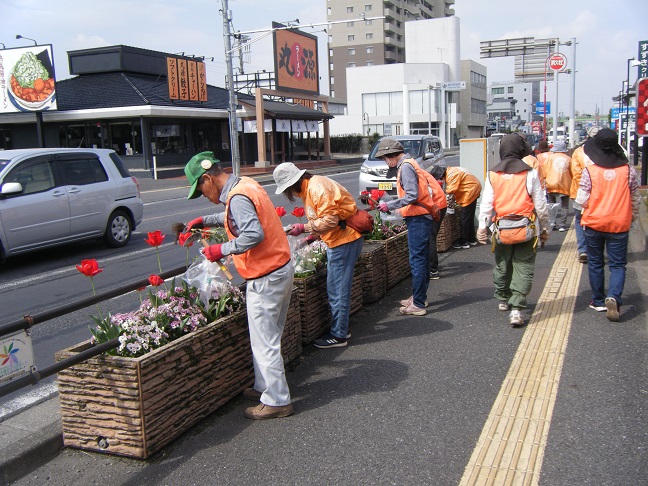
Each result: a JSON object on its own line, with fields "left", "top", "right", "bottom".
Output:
{"left": 535, "top": 102, "right": 551, "bottom": 115}
{"left": 610, "top": 107, "right": 636, "bottom": 119}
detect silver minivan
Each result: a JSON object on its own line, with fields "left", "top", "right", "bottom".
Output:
{"left": 0, "top": 148, "right": 143, "bottom": 261}
{"left": 358, "top": 135, "right": 445, "bottom": 195}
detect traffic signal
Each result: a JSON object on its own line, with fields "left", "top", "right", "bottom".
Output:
{"left": 637, "top": 78, "right": 648, "bottom": 136}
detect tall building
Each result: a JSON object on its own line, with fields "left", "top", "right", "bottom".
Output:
{"left": 327, "top": 0, "right": 455, "bottom": 101}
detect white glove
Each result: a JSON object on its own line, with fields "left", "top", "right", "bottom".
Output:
{"left": 476, "top": 227, "right": 488, "bottom": 244}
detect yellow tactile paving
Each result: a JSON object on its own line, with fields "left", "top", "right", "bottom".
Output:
{"left": 460, "top": 227, "right": 583, "bottom": 486}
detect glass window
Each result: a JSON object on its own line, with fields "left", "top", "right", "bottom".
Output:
{"left": 348, "top": 62, "right": 356, "bottom": 67}
{"left": 492, "top": 87, "right": 504, "bottom": 95}
{"left": 376, "top": 92, "right": 390, "bottom": 115}
{"left": 366, "top": 46, "right": 374, "bottom": 54}
{"left": 365, "top": 4, "right": 372, "bottom": 10}
{"left": 348, "top": 35, "right": 355, "bottom": 41}
{"left": 347, "top": 21, "right": 354, "bottom": 27}
{"left": 365, "top": 19, "right": 372, "bottom": 25}
{"left": 61, "top": 157, "right": 108, "bottom": 185}
{"left": 347, "top": 6, "right": 353, "bottom": 12}
{"left": 366, "top": 33, "right": 373, "bottom": 40}
{"left": 348, "top": 48, "right": 356, "bottom": 55}
{"left": 508, "top": 87, "right": 514, "bottom": 93}
{"left": 366, "top": 61, "right": 374, "bottom": 66}
{"left": 6, "top": 160, "right": 55, "bottom": 195}
{"left": 362, "top": 93, "right": 377, "bottom": 117}
{"left": 409, "top": 90, "right": 424, "bottom": 114}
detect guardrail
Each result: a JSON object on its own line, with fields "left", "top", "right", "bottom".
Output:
{"left": 0, "top": 265, "right": 187, "bottom": 398}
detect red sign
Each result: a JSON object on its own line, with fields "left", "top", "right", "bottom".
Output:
{"left": 636, "top": 78, "right": 648, "bottom": 136}
{"left": 548, "top": 53, "right": 567, "bottom": 71}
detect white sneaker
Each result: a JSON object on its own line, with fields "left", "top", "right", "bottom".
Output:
{"left": 509, "top": 309, "right": 524, "bottom": 327}
{"left": 498, "top": 301, "right": 511, "bottom": 311}
{"left": 399, "top": 296, "right": 429, "bottom": 308}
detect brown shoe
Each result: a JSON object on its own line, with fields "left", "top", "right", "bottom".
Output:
{"left": 244, "top": 403, "right": 294, "bottom": 420}
{"left": 242, "top": 387, "right": 262, "bottom": 401}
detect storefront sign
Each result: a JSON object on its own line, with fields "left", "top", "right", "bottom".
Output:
{"left": 273, "top": 23, "right": 319, "bottom": 95}
{"left": 0, "top": 330, "right": 35, "bottom": 385}
{"left": 167, "top": 56, "right": 207, "bottom": 102}
{"left": 0, "top": 45, "right": 57, "bottom": 114}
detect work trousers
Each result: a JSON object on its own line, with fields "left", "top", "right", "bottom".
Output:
{"left": 246, "top": 263, "right": 294, "bottom": 406}
{"left": 493, "top": 237, "right": 537, "bottom": 310}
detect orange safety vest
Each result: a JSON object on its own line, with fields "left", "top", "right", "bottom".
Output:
{"left": 489, "top": 171, "right": 535, "bottom": 222}
{"left": 581, "top": 165, "right": 632, "bottom": 233}
{"left": 302, "top": 176, "right": 362, "bottom": 249}
{"left": 397, "top": 159, "right": 447, "bottom": 218}
{"left": 445, "top": 166, "right": 482, "bottom": 206}
{"left": 542, "top": 152, "right": 572, "bottom": 195}
{"left": 224, "top": 177, "right": 291, "bottom": 279}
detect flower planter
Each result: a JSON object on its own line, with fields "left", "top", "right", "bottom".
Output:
{"left": 450, "top": 207, "right": 462, "bottom": 243}
{"left": 359, "top": 241, "right": 388, "bottom": 303}
{"left": 56, "top": 310, "right": 252, "bottom": 459}
{"left": 293, "top": 267, "right": 331, "bottom": 344}
{"left": 437, "top": 214, "right": 454, "bottom": 252}
{"left": 350, "top": 258, "right": 364, "bottom": 315}
{"left": 383, "top": 230, "right": 410, "bottom": 289}
{"left": 282, "top": 286, "right": 303, "bottom": 368}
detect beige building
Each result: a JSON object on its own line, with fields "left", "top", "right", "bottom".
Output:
{"left": 327, "top": 0, "right": 455, "bottom": 101}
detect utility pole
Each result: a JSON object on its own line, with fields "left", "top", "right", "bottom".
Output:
{"left": 221, "top": 0, "right": 241, "bottom": 177}
{"left": 568, "top": 38, "right": 576, "bottom": 148}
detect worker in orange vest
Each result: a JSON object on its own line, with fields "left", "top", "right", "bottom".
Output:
{"left": 575, "top": 128, "right": 641, "bottom": 322}
{"left": 477, "top": 134, "right": 550, "bottom": 327}
{"left": 540, "top": 140, "right": 572, "bottom": 231}
{"left": 569, "top": 126, "right": 600, "bottom": 263}
{"left": 441, "top": 166, "right": 482, "bottom": 249}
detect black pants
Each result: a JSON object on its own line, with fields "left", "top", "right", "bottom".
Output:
{"left": 428, "top": 208, "right": 447, "bottom": 272}
{"left": 457, "top": 199, "right": 478, "bottom": 245}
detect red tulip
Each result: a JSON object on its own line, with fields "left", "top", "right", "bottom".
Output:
{"left": 291, "top": 207, "right": 305, "bottom": 218}
{"left": 145, "top": 230, "right": 165, "bottom": 247}
{"left": 370, "top": 189, "right": 386, "bottom": 201}
{"left": 177, "top": 232, "right": 194, "bottom": 247}
{"left": 275, "top": 206, "right": 287, "bottom": 217}
{"left": 75, "top": 259, "right": 102, "bottom": 277}
{"left": 148, "top": 275, "right": 165, "bottom": 287}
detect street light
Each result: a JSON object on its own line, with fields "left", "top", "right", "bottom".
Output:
{"left": 15, "top": 34, "right": 37, "bottom": 45}
{"left": 0, "top": 42, "right": 5, "bottom": 49}
{"left": 625, "top": 58, "right": 642, "bottom": 154}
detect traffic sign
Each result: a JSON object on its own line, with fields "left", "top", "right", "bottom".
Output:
{"left": 548, "top": 53, "right": 567, "bottom": 72}
{"left": 610, "top": 106, "right": 636, "bottom": 119}
{"left": 535, "top": 101, "right": 551, "bottom": 115}
{"left": 636, "top": 78, "right": 648, "bottom": 136}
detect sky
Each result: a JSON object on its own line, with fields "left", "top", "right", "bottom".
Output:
{"left": 1, "top": 0, "right": 647, "bottom": 116}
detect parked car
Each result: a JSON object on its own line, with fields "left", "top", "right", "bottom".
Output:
{"left": 359, "top": 135, "right": 445, "bottom": 195}
{"left": 0, "top": 148, "right": 144, "bottom": 261}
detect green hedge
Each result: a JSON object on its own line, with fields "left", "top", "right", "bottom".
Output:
{"left": 330, "top": 134, "right": 364, "bottom": 153}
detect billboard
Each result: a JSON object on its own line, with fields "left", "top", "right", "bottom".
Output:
{"left": 0, "top": 45, "right": 57, "bottom": 113}
{"left": 273, "top": 22, "right": 319, "bottom": 96}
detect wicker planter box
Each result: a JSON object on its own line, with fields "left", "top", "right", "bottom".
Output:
{"left": 437, "top": 214, "right": 454, "bottom": 252}
{"left": 293, "top": 267, "right": 331, "bottom": 344}
{"left": 383, "top": 230, "right": 410, "bottom": 289}
{"left": 56, "top": 310, "right": 253, "bottom": 459}
{"left": 350, "top": 258, "right": 364, "bottom": 315}
{"left": 282, "top": 286, "right": 303, "bottom": 367}
{"left": 450, "top": 207, "right": 462, "bottom": 242}
{"left": 359, "top": 241, "right": 388, "bottom": 303}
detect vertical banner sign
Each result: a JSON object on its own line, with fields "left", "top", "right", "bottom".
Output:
{"left": 638, "top": 40, "right": 648, "bottom": 80}
{"left": 197, "top": 61, "right": 208, "bottom": 102}
{"left": 178, "top": 59, "right": 189, "bottom": 100}
{"left": 188, "top": 60, "right": 199, "bottom": 101}
{"left": 636, "top": 78, "right": 648, "bottom": 137}
{"left": 0, "top": 45, "right": 58, "bottom": 113}
{"left": 167, "top": 57, "right": 179, "bottom": 100}
{"left": 273, "top": 22, "right": 319, "bottom": 95}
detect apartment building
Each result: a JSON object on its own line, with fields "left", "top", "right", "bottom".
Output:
{"left": 326, "top": 0, "right": 455, "bottom": 101}
{"left": 487, "top": 80, "right": 540, "bottom": 129}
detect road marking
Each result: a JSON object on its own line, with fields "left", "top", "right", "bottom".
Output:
{"left": 460, "top": 225, "right": 583, "bottom": 485}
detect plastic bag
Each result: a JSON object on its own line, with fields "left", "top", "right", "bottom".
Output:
{"left": 547, "top": 203, "right": 561, "bottom": 230}
{"left": 180, "top": 258, "right": 231, "bottom": 306}
{"left": 378, "top": 194, "right": 404, "bottom": 225}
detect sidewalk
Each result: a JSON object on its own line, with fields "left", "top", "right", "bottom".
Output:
{"left": 1, "top": 164, "right": 645, "bottom": 485}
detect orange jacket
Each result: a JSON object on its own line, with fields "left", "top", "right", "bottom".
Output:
{"left": 489, "top": 171, "right": 535, "bottom": 221}
{"left": 445, "top": 166, "right": 482, "bottom": 206}
{"left": 224, "top": 177, "right": 291, "bottom": 279}
{"left": 541, "top": 152, "right": 572, "bottom": 195}
{"left": 397, "top": 159, "right": 447, "bottom": 218}
{"left": 301, "top": 175, "right": 362, "bottom": 249}
{"left": 569, "top": 146, "right": 594, "bottom": 198}
{"left": 581, "top": 165, "right": 632, "bottom": 233}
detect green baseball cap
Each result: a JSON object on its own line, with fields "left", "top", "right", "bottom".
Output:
{"left": 185, "top": 151, "right": 220, "bottom": 199}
